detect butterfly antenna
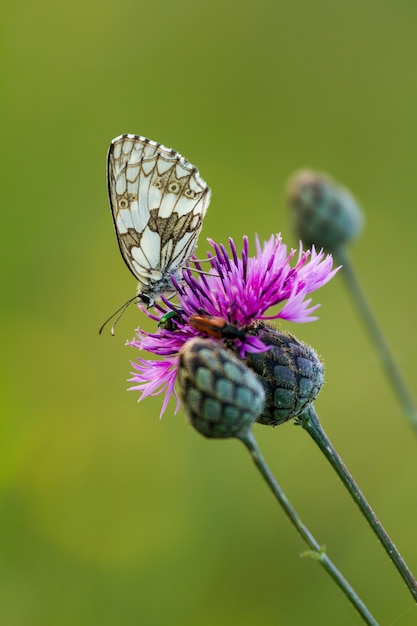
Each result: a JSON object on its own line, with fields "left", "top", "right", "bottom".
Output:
{"left": 99, "top": 295, "right": 139, "bottom": 335}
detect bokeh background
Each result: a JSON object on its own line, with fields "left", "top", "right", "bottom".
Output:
{"left": 2, "top": 1, "right": 417, "bottom": 624}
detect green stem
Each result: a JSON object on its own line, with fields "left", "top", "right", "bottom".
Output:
{"left": 335, "top": 246, "right": 417, "bottom": 435}
{"left": 298, "top": 405, "right": 417, "bottom": 603}
{"left": 239, "top": 429, "right": 379, "bottom": 625}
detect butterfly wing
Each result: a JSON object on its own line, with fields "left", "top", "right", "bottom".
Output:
{"left": 107, "top": 134, "right": 211, "bottom": 299}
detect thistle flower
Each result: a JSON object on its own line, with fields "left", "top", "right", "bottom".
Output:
{"left": 129, "top": 234, "right": 339, "bottom": 416}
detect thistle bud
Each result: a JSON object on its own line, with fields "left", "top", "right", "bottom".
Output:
{"left": 245, "top": 323, "right": 324, "bottom": 426}
{"left": 287, "top": 170, "right": 364, "bottom": 251}
{"left": 178, "top": 338, "right": 265, "bottom": 439}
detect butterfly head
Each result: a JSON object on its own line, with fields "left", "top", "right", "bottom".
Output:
{"left": 137, "top": 292, "right": 154, "bottom": 308}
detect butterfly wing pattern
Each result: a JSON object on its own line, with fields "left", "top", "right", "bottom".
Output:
{"left": 107, "top": 134, "right": 211, "bottom": 306}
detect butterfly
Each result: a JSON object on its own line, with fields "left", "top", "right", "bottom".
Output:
{"left": 107, "top": 134, "right": 211, "bottom": 308}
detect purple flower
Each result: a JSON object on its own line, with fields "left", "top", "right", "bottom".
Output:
{"left": 129, "top": 234, "right": 339, "bottom": 417}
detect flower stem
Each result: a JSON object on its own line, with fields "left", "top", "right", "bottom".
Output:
{"left": 239, "top": 429, "right": 379, "bottom": 625}
{"left": 335, "top": 246, "right": 417, "bottom": 435}
{"left": 298, "top": 405, "right": 417, "bottom": 603}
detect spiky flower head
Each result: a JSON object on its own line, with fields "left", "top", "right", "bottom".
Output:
{"left": 287, "top": 170, "right": 364, "bottom": 252}
{"left": 128, "top": 234, "right": 339, "bottom": 417}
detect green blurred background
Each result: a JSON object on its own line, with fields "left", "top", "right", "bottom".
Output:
{"left": 2, "top": 1, "right": 417, "bottom": 624}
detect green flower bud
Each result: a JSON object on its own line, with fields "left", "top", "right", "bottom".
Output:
{"left": 245, "top": 323, "right": 324, "bottom": 426}
{"left": 287, "top": 170, "right": 364, "bottom": 251}
{"left": 178, "top": 338, "right": 265, "bottom": 439}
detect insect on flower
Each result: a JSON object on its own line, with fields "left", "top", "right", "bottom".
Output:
{"left": 129, "top": 235, "right": 340, "bottom": 416}
{"left": 158, "top": 309, "right": 183, "bottom": 331}
{"left": 100, "top": 134, "right": 211, "bottom": 334}
{"left": 107, "top": 134, "right": 211, "bottom": 308}
{"left": 188, "top": 314, "right": 247, "bottom": 341}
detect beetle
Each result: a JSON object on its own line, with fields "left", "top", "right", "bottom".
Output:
{"left": 158, "top": 310, "right": 184, "bottom": 331}
{"left": 188, "top": 314, "right": 247, "bottom": 340}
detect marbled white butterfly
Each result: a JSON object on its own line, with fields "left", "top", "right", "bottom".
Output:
{"left": 107, "top": 134, "right": 211, "bottom": 308}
